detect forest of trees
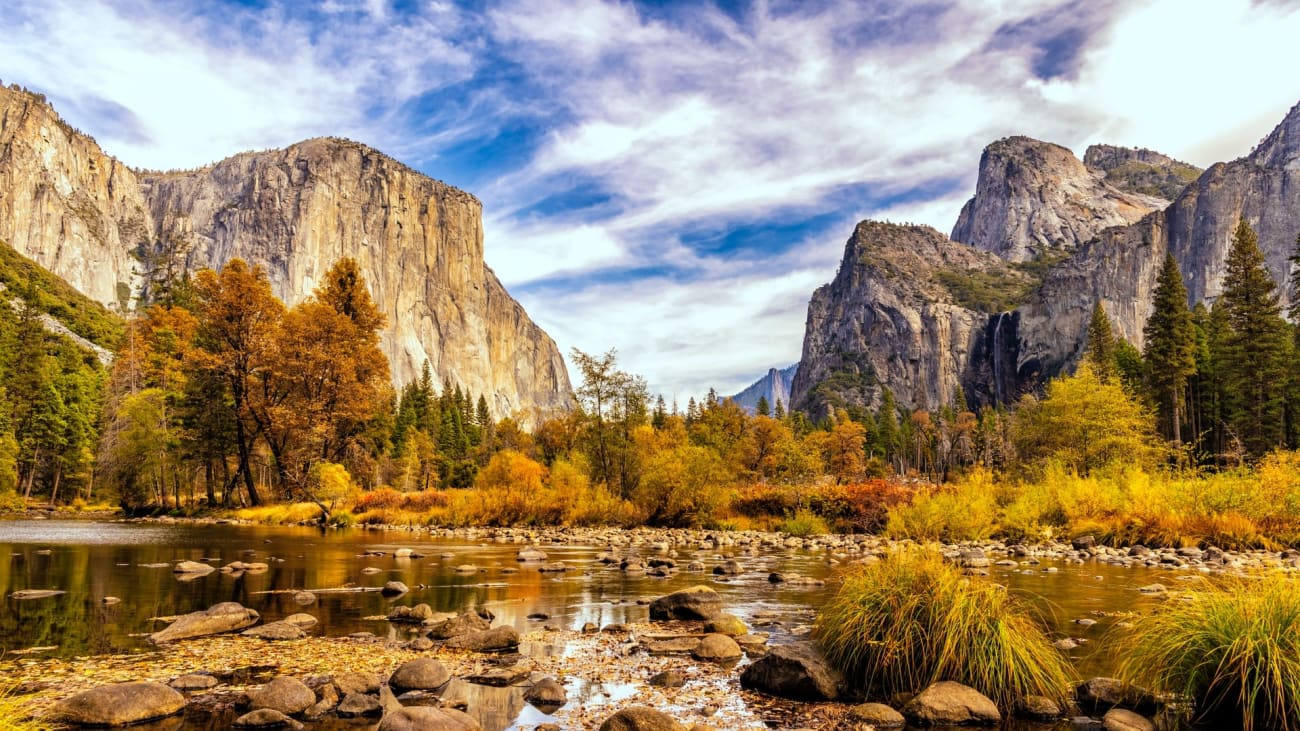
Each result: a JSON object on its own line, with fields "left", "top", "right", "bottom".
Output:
{"left": 2, "top": 220, "right": 1300, "bottom": 530}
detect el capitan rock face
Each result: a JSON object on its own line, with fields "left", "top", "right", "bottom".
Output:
{"left": 0, "top": 84, "right": 570, "bottom": 420}
{"left": 951, "top": 136, "right": 1167, "bottom": 263}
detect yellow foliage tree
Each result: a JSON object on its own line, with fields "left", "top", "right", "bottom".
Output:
{"left": 1013, "top": 362, "right": 1161, "bottom": 476}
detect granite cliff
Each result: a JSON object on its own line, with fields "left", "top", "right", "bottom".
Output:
{"left": 950, "top": 136, "right": 1172, "bottom": 262}
{"left": 790, "top": 221, "right": 1032, "bottom": 417}
{"left": 795, "top": 100, "right": 1299, "bottom": 415}
{"left": 730, "top": 364, "right": 797, "bottom": 414}
{"left": 0, "top": 85, "right": 570, "bottom": 420}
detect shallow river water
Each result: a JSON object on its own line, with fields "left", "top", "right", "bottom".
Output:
{"left": 0, "top": 519, "right": 1200, "bottom": 729}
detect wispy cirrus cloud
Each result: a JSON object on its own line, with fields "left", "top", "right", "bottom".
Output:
{"left": 3, "top": 0, "right": 1300, "bottom": 399}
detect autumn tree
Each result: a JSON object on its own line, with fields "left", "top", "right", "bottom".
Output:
{"left": 1143, "top": 254, "right": 1197, "bottom": 446}
{"left": 571, "top": 348, "right": 647, "bottom": 497}
{"left": 191, "top": 259, "right": 285, "bottom": 505}
{"left": 1012, "top": 362, "right": 1160, "bottom": 476}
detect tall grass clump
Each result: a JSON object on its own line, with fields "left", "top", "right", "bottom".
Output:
{"left": 1118, "top": 574, "right": 1300, "bottom": 730}
{"left": 815, "top": 549, "right": 1072, "bottom": 710}
{"left": 0, "top": 681, "right": 51, "bottom": 731}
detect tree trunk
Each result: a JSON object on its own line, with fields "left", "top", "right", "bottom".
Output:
{"left": 205, "top": 461, "right": 216, "bottom": 506}
{"left": 48, "top": 465, "right": 61, "bottom": 507}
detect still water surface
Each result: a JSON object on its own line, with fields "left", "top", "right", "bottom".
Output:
{"left": 0, "top": 519, "right": 1197, "bottom": 728}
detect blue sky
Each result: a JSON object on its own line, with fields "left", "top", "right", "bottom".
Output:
{"left": 4, "top": 0, "right": 1300, "bottom": 401}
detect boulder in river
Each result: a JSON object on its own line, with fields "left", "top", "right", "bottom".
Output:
{"left": 53, "top": 681, "right": 185, "bottom": 726}
{"left": 598, "top": 706, "right": 687, "bottom": 731}
{"left": 388, "top": 658, "right": 451, "bottom": 692}
{"left": 381, "top": 581, "right": 409, "bottom": 597}
{"left": 9, "top": 589, "right": 66, "bottom": 599}
{"left": 648, "top": 585, "right": 723, "bottom": 621}
{"left": 174, "top": 560, "right": 215, "bottom": 575}
{"left": 1075, "top": 677, "right": 1158, "bottom": 714}
{"left": 523, "top": 677, "right": 567, "bottom": 708}
{"left": 691, "top": 633, "right": 743, "bottom": 662}
{"left": 902, "top": 681, "right": 1000, "bottom": 726}
{"left": 233, "top": 708, "right": 304, "bottom": 729}
{"left": 444, "top": 625, "right": 520, "bottom": 652}
{"left": 248, "top": 676, "right": 315, "bottom": 715}
{"left": 848, "top": 702, "right": 905, "bottom": 727}
{"left": 426, "top": 611, "right": 491, "bottom": 640}
{"left": 739, "top": 643, "right": 842, "bottom": 701}
{"left": 333, "top": 671, "right": 380, "bottom": 696}
{"left": 241, "top": 621, "right": 306, "bottom": 641}
{"left": 336, "top": 692, "right": 383, "bottom": 718}
{"left": 377, "top": 706, "right": 482, "bottom": 731}
{"left": 1102, "top": 708, "right": 1157, "bottom": 731}
{"left": 703, "top": 613, "right": 747, "bottom": 636}
{"left": 517, "top": 547, "right": 548, "bottom": 562}
{"left": 148, "top": 602, "right": 260, "bottom": 644}
{"left": 170, "top": 674, "right": 219, "bottom": 691}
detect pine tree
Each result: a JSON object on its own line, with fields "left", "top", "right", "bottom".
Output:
{"left": 1216, "top": 219, "right": 1292, "bottom": 458}
{"left": 1143, "top": 254, "right": 1197, "bottom": 446}
{"left": 773, "top": 398, "right": 786, "bottom": 420}
{"left": 756, "top": 395, "right": 771, "bottom": 417}
{"left": 1084, "top": 302, "right": 1116, "bottom": 382}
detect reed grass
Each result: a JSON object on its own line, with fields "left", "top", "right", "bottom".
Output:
{"left": 1118, "top": 574, "right": 1300, "bottom": 730}
{"left": 815, "top": 548, "right": 1072, "bottom": 710}
{"left": 0, "top": 682, "right": 50, "bottom": 731}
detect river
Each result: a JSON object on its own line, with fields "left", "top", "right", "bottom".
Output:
{"left": 0, "top": 519, "right": 1200, "bottom": 729}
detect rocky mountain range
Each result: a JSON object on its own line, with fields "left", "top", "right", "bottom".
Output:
{"left": 0, "top": 85, "right": 570, "bottom": 421}
{"left": 793, "top": 100, "right": 1300, "bottom": 419}
{"left": 730, "top": 364, "right": 797, "bottom": 414}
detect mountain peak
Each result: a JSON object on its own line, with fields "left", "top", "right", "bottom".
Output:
{"left": 1249, "top": 100, "right": 1300, "bottom": 170}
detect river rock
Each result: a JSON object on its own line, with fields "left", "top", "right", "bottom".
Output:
{"left": 53, "top": 681, "right": 186, "bottom": 726}
{"left": 248, "top": 676, "right": 315, "bottom": 715}
{"left": 524, "top": 677, "right": 566, "bottom": 708}
{"left": 598, "top": 706, "right": 687, "bottom": 731}
{"left": 148, "top": 602, "right": 260, "bottom": 643}
{"left": 283, "top": 613, "right": 317, "bottom": 629}
{"left": 848, "top": 702, "right": 905, "bottom": 727}
{"left": 394, "top": 548, "right": 414, "bottom": 558}
{"left": 292, "top": 591, "right": 316, "bottom": 605}
{"left": 426, "top": 611, "right": 491, "bottom": 640}
{"left": 1076, "top": 677, "right": 1157, "bottom": 714}
{"left": 517, "top": 547, "right": 548, "bottom": 562}
{"left": 444, "top": 625, "right": 520, "bottom": 652}
{"left": 692, "top": 633, "right": 743, "bottom": 662}
{"left": 233, "top": 709, "right": 304, "bottom": 729}
{"left": 648, "top": 670, "right": 686, "bottom": 688}
{"left": 242, "top": 621, "right": 306, "bottom": 640}
{"left": 903, "top": 681, "right": 1000, "bottom": 726}
{"left": 735, "top": 634, "right": 768, "bottom": 657}
{"left": 9, "top": 589, "right": 66, "bottom": 599}
{"left": 703, "top": 613, "right": 747, "bottom": 636}
{"left": 381, "top": 581, "right": 409, "bottom": 597}
{"left": 645, "top": 636, "right": 702, "bottom": 655}
{"left": 1017, "top": 694, "right": 1063, "bottom": 720}
{"left": 336, "top": 692, "right": 383, "bottom": 718}
{"left": 388, "top": 658, "right": 451, "bottom": 692}
{"left": 334, "top": 671, "right": 380, "bottom": 696}
{"left": 739, "top": 643, "right": 843, "bottom": 701}
{"left": 712, "top": 559, "right": 743, "bottom": 576}
{"left": 171, "top": 674, "right": 218, "bottom": 691}
{"left": 174, "top": 560, "right": 214, "bottom": 575}
{"left": 377, "top": 707, "right": 482, "bottom": 731}
{"left": 1103, "top": 708, "right": 1157, "bottom": 731}
{"left": 649, "top": 585, "right": 723, "bottom": 621}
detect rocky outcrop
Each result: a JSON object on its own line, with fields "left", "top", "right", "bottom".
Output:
{"left": 0, "top": 84, "right": 570, "bottom": 421}
{"left": 0, "top": 85, "right": 144, "bottom": 308}
{"left": 1015, "top": 100, "right": 1300, "bottom": 384}
{"left": 796, "top": 100, "right": 1300, "bottom": 412}
{"left": 1083, "top": 144, "right": 1202, "bottom": 201}
{"left": 951, "top": 136, "right": 1166, "bottom": 262}
{"left": 790, "top": 221, "right": 1032, "bottom": 415}
{"left": 730, "top": 364, "right": 797, "bottom": 414}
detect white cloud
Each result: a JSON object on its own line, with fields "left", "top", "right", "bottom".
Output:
{"left": 5, "top": 0, "right": 1300, "bottom": 401}
{"left": 0, "top": 0, "right": 477, "bottom": 169}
